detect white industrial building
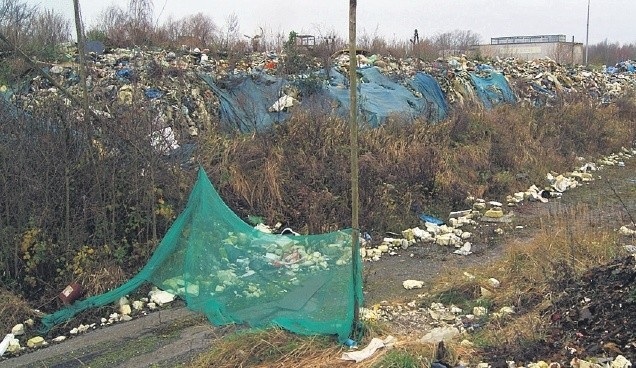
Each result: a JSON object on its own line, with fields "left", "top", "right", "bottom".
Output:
{"left": 471, "top": 35, "right": 584, "bottom": 64}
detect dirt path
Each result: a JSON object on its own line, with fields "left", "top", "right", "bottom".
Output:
{"left": 363, "top": 156, "right": 636, "bottom": 305}
{"left": 3, "top": 154, "right": 635, "bottom": 367}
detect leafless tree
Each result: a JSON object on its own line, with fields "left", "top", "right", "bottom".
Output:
{"left": 127, "top": 0, "right": 154, "bottom": 45}
{"left": 0, "top": 0, "right": 37, "bottom": 49}
{"left": 29, "top": 9, "right": 71, "bottom": 51}
{"left": 551, "top": 42, "right": 576, "bottom": 65}
{"left": 91, "top": 5, "right": 127, "bottom": 44}
{"left": 223, "top": 12, "right": 240, "bottom": 50}
{"left": 588, "top": 39, "right": 636, "bottom": 66}
{"left": 181, "top": 12, "right": 217, "bottom": 47}
{"left": 432, "top": 29, "right": 482, "bottom": 57}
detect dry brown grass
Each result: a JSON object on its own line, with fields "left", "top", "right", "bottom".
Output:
{"left": 188, "top": 325, "right": 478, "bottom": 368}
{"left": 0, "top": 288, "right": 39, "bottom": 335}
{"left": 190, "top": 327, "right": 348, "bottom": 368}
{"left": 76, "top": 264, "right": 129, "bottom": 298}
{"left": 198, "top": 99, "right": 636, "bottom": 237}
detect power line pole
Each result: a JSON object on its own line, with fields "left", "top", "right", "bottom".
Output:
{"left": 585, "top": 0, "right": 590, "bottom": 66}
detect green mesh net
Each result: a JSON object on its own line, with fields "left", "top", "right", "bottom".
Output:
{"left": 39, "top": 167, "right": 363, "bottom": 342}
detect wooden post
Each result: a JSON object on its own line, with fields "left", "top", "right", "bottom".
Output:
{"left": 348, "top": 0, "right": 360, "bottom": 338}
{"left": 73, "top": 0, "right": 90, "bottom": 125}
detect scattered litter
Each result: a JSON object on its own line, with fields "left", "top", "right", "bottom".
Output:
{"left": 148, "top": 288, "right": 176, "bottom": 306}
{"left": 419, "top": 213, "right": 445, "bottom": 225}
{"left": 488, "top": 278, "right": 501, "bottom": 288}
{"left": 454, "top": 242, "right": 472, "bottom": 255}
{"left": 619, "top": 226, "right": 636, "bottom": 236}
{"left": 418, "top": 326, "right": 460, "bottom": 344}
{"left": 340, "top": 336, "right": 395, "bottom": 363}
{"left": 0, "top": 334, "right": 13, "bottom": 357}
{"left": 343, "top": 338, "right": 357, "bottom": 348}
{"left": 403, "top": 280, "right": 424, "bottom": 290}
{"left": 10, "top": 324, "right": 24, "bottom": 336}
{"left": 280, "top": 227, "right": 300, "bottom": 236}
{"left": 52, "top": 336, "right": 66, "bottom": 343}
{"left": 26, "top": 336, "right": 46, "bottom": 348}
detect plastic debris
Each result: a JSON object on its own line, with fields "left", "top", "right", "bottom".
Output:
{"left": 26, "top": 336, "right": 46, "bottom": 348}
{"left": 341, "top": 336, "right": 395, "bottom": 363}
{"left": 403, "top": 280, "right": 424, "bottom": 289}
{"left": 611, "top": 355, "right": 632, "bottom": 368}
{"left": 419, "top": 326, "right": 460, "bottom": 344}
{"left": 148, "top": 288, "right": 176, "bottom": 306}
{"left": 10, "top": 324, "right": 25, "bottom": 336}
{"left": 419, "top": 213, "right": 445, "bottom": 225}
{"left": 0, "top": 334, "right": 13, "bottom": 357}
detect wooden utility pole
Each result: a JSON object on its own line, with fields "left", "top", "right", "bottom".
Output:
{"left": 585, "top": 0, "right": 590, "bottom": 67}
{"left": 73, "top": 0, "right": 90, "bottom": 124}
{"left": 349, "top": 0, "right": 360, "bottom": 337}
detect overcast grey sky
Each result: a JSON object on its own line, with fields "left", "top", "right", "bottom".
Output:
{"left": 28, "top": 0, "right": 636, "bottom": 45}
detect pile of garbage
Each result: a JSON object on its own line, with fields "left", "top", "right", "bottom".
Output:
{"left": 3, "top": 46, "right": 636, "bottom": 139}
{"left": 485, "top": 57, "right": 636, "bottom": 105}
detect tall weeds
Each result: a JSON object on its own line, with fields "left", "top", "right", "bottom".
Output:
{"left": 200, "top": 100, "right": 636, "bottom": 235}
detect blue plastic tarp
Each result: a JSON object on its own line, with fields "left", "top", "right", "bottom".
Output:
{"left": 409, "top": 72, "right": 449, "bottom": 121}
{"left": 200, "top": 66, "right": 513, "bottom": 132}
{"left": 200, "top": 72, "right": 289, "bottom": 132}
{"left": 326, "top": 66, "right": 426, "bottom": 127}
{"left": 469, "top": 69, "right": 516, "bottom": 109}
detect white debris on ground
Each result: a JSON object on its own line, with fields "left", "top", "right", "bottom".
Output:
{"left": 340, "top": 335, "right": 396, "bottom": 363}
{"left": 355, "top": 146, "right": 635, "bottom": 368}
{"left": 360, "top": 147, "right": 636, "bottom": 262}
{"left": 0, "top": 286, "right": 178, "bottom": 357}
{"left": 402, "top": 280, "right": 424, "bottom": 290}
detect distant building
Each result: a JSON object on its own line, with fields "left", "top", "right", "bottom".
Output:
{"left": 470, "top": 34, "right": 584, "bottom": 64}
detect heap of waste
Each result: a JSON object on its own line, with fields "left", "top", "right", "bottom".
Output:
{"left": 2, "top": 46, "right": 636, "bottom": 139}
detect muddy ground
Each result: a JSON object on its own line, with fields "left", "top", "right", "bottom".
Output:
{"left": 3, "top": 156, "right": 636, "bottom": 367}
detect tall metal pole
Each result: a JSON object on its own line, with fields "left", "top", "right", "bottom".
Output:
{"left": 585, "top": 0, "right": 590, "bottom": 66}
{"left": 348, "top": 0, "right": 360, "bottom": 337}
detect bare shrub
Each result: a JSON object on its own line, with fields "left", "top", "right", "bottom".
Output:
{"left": 28, "top": 9, "right": 71, "bottom": 57}
{"left": 0, "top": 0, "right": 36, "bottom": 45}
{"left": 0, "top": 86, "right": 188, "bottom": 305}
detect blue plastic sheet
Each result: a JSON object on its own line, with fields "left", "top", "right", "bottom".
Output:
{"left": 145, "top": 88, "right": 163, "bottom": 99}
{"left": 200, "top": 72, "right": 289, "bottom": 132}
{"left": 409, "top": 72, "right": 449, "bottom": 122}
{"left": 469, "top": 69, "right": 516, "bottom": 109}
{"left": 326, "top": 66, "right": 425, "bottom": 127}
{"left": 199, "top": 65, "right": 515, "bottom": 131}
{"left": 116, "top": 68, "right": 133, "bottom": 82}
{"left": 418, "top": 213, "right": 444, "bottom": 225}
